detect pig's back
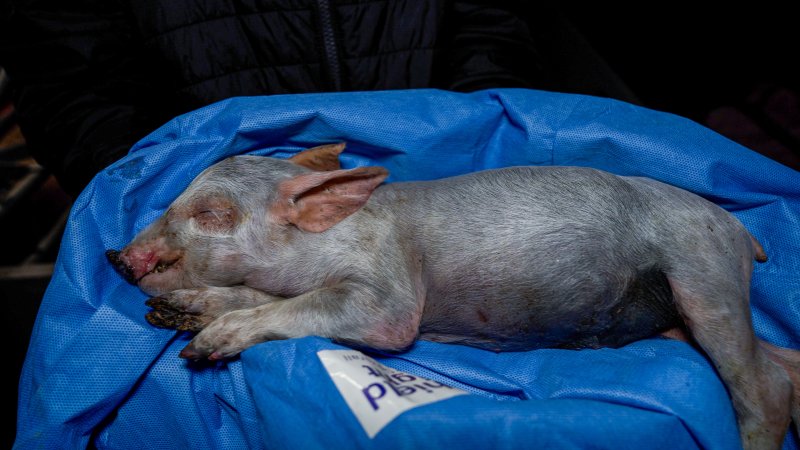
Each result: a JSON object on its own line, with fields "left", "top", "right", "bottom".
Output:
{"left": 381, "top": 165, "right": 658, "bottom": 267}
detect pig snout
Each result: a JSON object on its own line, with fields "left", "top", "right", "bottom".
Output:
{"left": 106, "top": 247, "right": 161, "bottom": 284}
{"left": 106, "top": 250, "right": 137, "bottom": 284}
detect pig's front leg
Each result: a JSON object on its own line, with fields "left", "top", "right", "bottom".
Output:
{"left": 179, "top": 281, "right": 421, "bottom": 361}
{"left": 146, "top": 285, "right": 284, "bottom": 332}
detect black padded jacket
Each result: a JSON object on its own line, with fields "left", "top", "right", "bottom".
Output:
{"left": 0, "top": 0, "right": 545, "bottom": 197}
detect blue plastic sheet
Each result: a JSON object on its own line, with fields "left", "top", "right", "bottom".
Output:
{"left": 15, "top": 89, "right": 800, "bottom": 449}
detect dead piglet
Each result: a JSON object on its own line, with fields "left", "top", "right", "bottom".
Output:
{"left": 109, "top": 143, "right": 800, "bottom": 450}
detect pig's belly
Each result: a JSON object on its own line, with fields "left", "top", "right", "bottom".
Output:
{"left": 418, "top": 268, "right": 680, "bottom": 352}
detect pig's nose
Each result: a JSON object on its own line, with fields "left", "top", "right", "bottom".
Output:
{"left": 106, "top": 249, "right": 137, "bottom": 284}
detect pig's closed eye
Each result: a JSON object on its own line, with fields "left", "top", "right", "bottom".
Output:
{"left": 193, "top": 209, "right": 238, "bottom": 233}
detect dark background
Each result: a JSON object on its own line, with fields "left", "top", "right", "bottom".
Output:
{"left": 568, "top": 6, "right": 797, "bottom": 116}
{"left": 2, "top": 4, "right": 797, "bottom": 448}
{"left": 563, "top": 5, "right": 799, "bottom": 170}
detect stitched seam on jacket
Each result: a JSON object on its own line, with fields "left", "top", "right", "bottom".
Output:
{"left": 142, "top": 0, "right": 392, "bottom": 43}
{"left": 176, "top": 64, "right": 320, "bottom": 91}
{"left": 341, "top": 46, "right": 436, "bottom": 61}
{"left": 142, "top": 9, "right": 313, "bottom": 43}
{"left": 177, "top": 46, "right": 437, "bottom": 89}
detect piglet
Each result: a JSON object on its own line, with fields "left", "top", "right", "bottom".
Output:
{"left": 108, "top": 143, "right": 799, "bottom": 450}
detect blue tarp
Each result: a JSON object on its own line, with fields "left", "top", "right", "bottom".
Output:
{"left": 15, "top": 89, "right": 800, "bottom": 449}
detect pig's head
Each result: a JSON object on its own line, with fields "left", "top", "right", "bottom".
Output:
{"left": 107, "top": 143, "right": 388, "bottom": 296}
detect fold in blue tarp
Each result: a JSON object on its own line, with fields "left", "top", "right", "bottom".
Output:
{"left": 15, "top": 89, "right": 800, "bottom": 449}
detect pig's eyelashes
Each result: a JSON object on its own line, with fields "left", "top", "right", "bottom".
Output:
{"left": 192, "top": 208, "right": 239, "bottom": 233}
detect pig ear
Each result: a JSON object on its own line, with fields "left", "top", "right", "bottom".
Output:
{"left": 288, "top": 143, "right": 345, "bottom": 171}
{"left": 272, "top": 166, "right": 389, "bottom": 232}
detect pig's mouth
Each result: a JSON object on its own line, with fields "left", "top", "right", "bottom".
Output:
{"left": 136, "top": 257, "right": 184, "bottom": 295}
{"left": 141, "top": 258, "right": 181, "bottom": 280}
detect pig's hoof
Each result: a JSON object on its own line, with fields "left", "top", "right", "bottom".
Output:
{"left": 145, "top": 309, "right": 175, "bottom": 328}
{"left": 178, "top": 314, "right": 252, "bottom": 360}
{"left": 145, "top": 294, "right": 210, "bottom": 332}
{"left": 179, "top": 343, "right": 204, "bottom": 360}
{"left": 145, "top": 310, "right": 204, "bottom": 332}
{"left": 179, "top": 342, "right": 225, "bottom": 361}
{"left": 145, "top": 289, "right": 209, "bottom": 313}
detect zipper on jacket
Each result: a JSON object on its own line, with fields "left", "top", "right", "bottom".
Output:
{"left": 316, "top": 0, "right": 343, "bottom": 91}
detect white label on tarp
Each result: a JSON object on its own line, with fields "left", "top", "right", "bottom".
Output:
{"left": 317, "top": 349, "right": 468, "bottom": 438}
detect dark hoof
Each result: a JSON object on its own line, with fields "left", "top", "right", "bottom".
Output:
{"left": 179, "top": 344, "right": 204, "bottom": 360}
{"left": 146, "top": 299, "right": 203, "bottom": 332}
{"left": 146, "top": 310, "right": 178, "bottom": 328}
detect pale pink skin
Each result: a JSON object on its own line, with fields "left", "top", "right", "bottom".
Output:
{"left": 109, "top": 144, "right": 800, "bottom": 450}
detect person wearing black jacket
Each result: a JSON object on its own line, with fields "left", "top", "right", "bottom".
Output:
{"left": 0, "top": 0, "right": 549, "bottom": 197}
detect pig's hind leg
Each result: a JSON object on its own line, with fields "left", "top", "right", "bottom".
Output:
{"left": 666, "top": 232, "right": 792, "bottom": 449}
{"left": 760, "top": 341, "right": 800, "bottom": 440}
{"left": 146, "top": 285, "right": 284, "bottom": 332}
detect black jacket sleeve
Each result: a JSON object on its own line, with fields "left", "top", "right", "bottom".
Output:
{"left": 444, "top": 1, "right": 547, "bottom": 92}
{"left": 0, "top": 0, "right": 169, "bottom": 197}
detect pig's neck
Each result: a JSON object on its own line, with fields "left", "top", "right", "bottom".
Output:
{"left": 242, "top": 194, "right": 412, "bottom": 299}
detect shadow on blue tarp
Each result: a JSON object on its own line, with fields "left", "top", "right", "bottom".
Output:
{"left": 15, "top": 89, "right": 800, "bottom": 449}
